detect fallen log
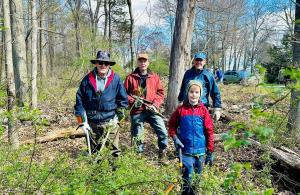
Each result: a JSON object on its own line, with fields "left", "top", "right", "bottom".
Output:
{"left": 21, "top": 127, "right": 85, "bottom": 144}
{"left": 21, "top": 128, "right": 224, "bottom": 145}
{"left": 249, "top": 138, "right": 300, "bottom": 171}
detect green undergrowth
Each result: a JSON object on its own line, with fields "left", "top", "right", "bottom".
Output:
{"left": 0, "top": 144, "right": 177, "bottom": 194}
{"left": 0, "top": 142, "right": 275, "bottom": 194}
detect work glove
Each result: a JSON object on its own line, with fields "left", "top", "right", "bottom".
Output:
{"left": 76, "top": 113, "right": 91, "bottom": 131}
{"left": 134, "top": 99, "right": 143, "bottom": 108}
{"left": 147, "top": 105, "right": 158, "bottom": 113}
{"left": 116, "top": 108, "right": 126, "bottom": 122}
{"left": 213, "top": 108, "right": 222, "bottom": 121}
{"left": 172, "top": 135, "right": 184, "bottom": 149}
{"left": 205, "top": 152, "right": 214, "bottom": 166}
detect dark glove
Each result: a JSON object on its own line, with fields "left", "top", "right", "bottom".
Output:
{"left": 172, "top": 135, "right": 184, "bottom": 149}
{"left": 205, "top": 152, "right": 214, "bottom": 166}
{"left": 134, "top": 99, "right": 143, "bottom": 108}
{"left": 116, "top": 108, "right": 125, "bottom": 122}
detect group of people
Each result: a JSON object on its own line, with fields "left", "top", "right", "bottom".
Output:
{"left": 74, "top": 50, "right": 222, "bottom": 194}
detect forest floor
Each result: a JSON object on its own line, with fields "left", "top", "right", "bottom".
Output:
{"left": 7, "top": 78, "right": 300, "bottom": 194}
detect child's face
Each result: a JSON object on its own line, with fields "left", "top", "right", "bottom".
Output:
{"left": 188, "top": 85, "right": 201, "bottom": 104}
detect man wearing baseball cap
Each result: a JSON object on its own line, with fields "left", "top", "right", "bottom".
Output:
{"left": 74, "top": 50, "right": 128, "bottom": 156}
{"left": 124, "top": 53, "right": 168, "bottom": 162}
{"left": 178, "top": 52, "right": 222, "bottom": 121}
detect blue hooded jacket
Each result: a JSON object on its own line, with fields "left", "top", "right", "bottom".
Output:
{"left": 178, "top": 67, "right": 222, "bottom": 108}
{"left": 74, "top": 68, "right": 128, "bottom": 124}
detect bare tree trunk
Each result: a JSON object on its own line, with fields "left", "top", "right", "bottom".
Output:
{"left": 228, "top": 44, "right": 233, "bottom": 70}
{"left": 0, "top": 31, "right": 3, "bottom": 81}
{"left": 11, "top": 0, "right": 29, "bottom": 106}
{"left": 3, "top": 0, "right": 19, "bottom": 148}
{"left": 74, "top": 0, "right": 81, "bottom": 57}
{"left": 48, "top": 8, "right": 55, "bottom": 73}
{"left": 39, "top": 0, "right": 47, "bottom": 78}
{"left": 26, "top": 2, "right": 32, "bottom": 80}
{"left": 0, "top": 0, "right": 3, "bottom": 81}
{"left": 287, "top": 0, "right": 300, "bottom": 135}
{"left": 166, "top": 0, "right": 196, "bottom": 114}
{"left": 104, "top": 0, "right": 108, "bottom": 40}
{"left": 108, "top": 0, "right": 112, "bottom": 52}
{"left": 31, "top": 0, "right": 38, "bottom": 108}
{"left": 88, "top": 0, "right": 101, "bottom": 55}
{"left": 68, "top": 0, "right": 82, "bottom": 58}
{"left": 243, "top": 46, "right": 247, "bottom": 70}
{"left": 127, "top": 0, "right": 134, "bottom": 71}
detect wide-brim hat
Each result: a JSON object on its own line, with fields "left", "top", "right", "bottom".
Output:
{"left": 90, "top": 50, "right": 116, "bottom": 65}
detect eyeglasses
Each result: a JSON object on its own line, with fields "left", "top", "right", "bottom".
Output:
{"left": 96, "top": 61, "right": 110, "bottom": 66}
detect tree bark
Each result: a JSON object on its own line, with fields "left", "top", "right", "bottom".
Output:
{"left": 48, "top": 5, "right": 55, "bottom": 73}
{"left": 26, "top": 1, "right": 32, "bottom": 80}
{"left": 68, "top": 0, "right": 82, "bottom": 58}
{"left": 104, "top": 0, "right": 108, "bottom": 40}
{"left": 108, "top": 0, "right": 112, "bottom": 52}
{"left": 39, "top": 0, "right": 47, "bottom": 78}
{"left": 287, "top": 0, "right": 300, "bottom": 134}
{"left": 0, "top": 31, "right": 4, "bottom": 81}
{"left": 10, "top": 0, "right": 29, "bottom": 106}
{"left": 3, "top": 0, "right": 19, "bottom": 148}
{"left": 127, "top": 0, "right": 134, "bottom": 71}
{"left": 31, "top": 0, "right": 38, "bottom": 108}
{"left": 0, "top": 0, "right": 4, "bottom": 81}
{"left": 88, "top": 0, "right": 101, "bottom": 55}
{"left": 166, "top": 0, "right": 196, "bottom": 114}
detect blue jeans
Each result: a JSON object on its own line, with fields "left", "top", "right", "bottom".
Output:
{"left": 182, "top": 154, "right": 204, "bottom": 184}
{"left": 131, "top": 111, "right": 168, "bottom": 152}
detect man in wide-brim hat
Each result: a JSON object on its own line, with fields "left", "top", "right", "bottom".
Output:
{"left": 74, "top": 50, "right": 128, "bottom": 156}
{"left": 90, "top": 50, "right": 116, "bottom": 65}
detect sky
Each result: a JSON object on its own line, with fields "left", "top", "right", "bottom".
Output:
{"left": 132, "top": 0, "right": 159, "bottom": 26}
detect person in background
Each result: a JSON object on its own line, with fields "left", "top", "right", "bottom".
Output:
{"left": 178, "top": 52, "right": 222, "bottom": 121}
{"left": 74, "top": 50, "right": 128, "bottom": 156}
{"left": 214, "top": 67, "right": 224, "bottom": 84}
{"left": 169, "top": 80, "right": 214, "bottom": 195}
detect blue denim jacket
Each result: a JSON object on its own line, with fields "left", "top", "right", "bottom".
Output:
{"left": 178, "top": 67, "right": 222, "bottom": 108}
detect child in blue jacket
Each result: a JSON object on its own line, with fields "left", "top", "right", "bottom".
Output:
{"left": 169, "top": 80, "right": 214, "bottom": 194}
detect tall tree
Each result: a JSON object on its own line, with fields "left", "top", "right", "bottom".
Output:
{"left": 67, "top": 0, "right": 82, "bottom": 58}
{"left": 39, "top": 0, "right": 47, "bottom": 78}
{"left": 166, "top": 0, "right": 196, "bottom": 114}
{"left": 104, "top": 0, "right": 108, "bottom": 40}
{"left": 31, "top": 0, "right": 38, "bottom": 108}
{"left": 0, "top": 0, "right": 4, "bottom": 80}
{"left": 48, "top": 2, "right": 55, "bottom": 73}
{"left": 287, "top": 0, "right": 300, "bottom": 134}
{"left": 10, "top": 0, "right": 29, "bottom": 106}
{"left": 127, "top": 0, "right": 134, "bottom": 71}
{"left": 108, "top": 0, "right": 112, "bottom": 52}
{"left": 87, "top": 0, "right": 102, "bottom": 55}
{"left": 249, "top": 0, "right": 270, "bottom": 73}
{"left": 3, "top": 0, "right": 19, "bottom": 148}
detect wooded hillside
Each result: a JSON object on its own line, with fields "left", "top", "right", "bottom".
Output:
{"left": 0, "top": 0, "right": 300, "bottom": 194}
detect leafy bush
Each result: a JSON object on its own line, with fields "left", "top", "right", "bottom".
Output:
{"left": 149, "top": 55, "right": 169, "bottom": 77}
{"left": 0, "top": 145, "right": 177, "bottom": 194}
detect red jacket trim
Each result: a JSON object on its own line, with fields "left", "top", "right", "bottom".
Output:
{"left": 88, "top": 70, "right": 115, "bottom": 91}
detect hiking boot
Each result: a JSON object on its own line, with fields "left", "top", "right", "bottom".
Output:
{"left": 158, "top": 149, "right": 168, "bottom": 164}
